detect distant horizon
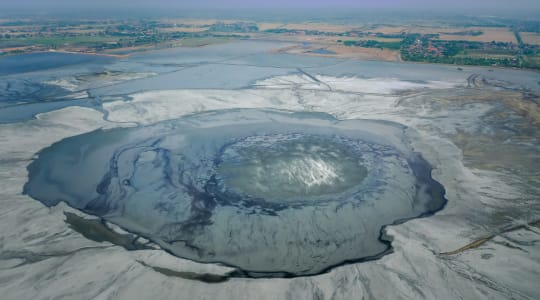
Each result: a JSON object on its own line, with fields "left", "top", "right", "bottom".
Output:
{"left": 2, "top": 0, "right": 540, "bottom": 19}
{"left": 1, "top": 8, "right": 540, "bottom": 22}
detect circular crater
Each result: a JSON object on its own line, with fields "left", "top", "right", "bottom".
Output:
{"left": 24, "top": 109, "right": 446, "bottom": 277}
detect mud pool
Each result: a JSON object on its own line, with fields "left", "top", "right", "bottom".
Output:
{"left": 24, "top": 109, "right": 446, "bottom": 276}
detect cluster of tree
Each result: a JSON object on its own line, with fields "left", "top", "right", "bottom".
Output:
{"left": 511, "top": 21, "right": 540, "bottom": 33}
{"left": 341, "top": 39, "right": 401, "bottom": 50}
{"left": 264, "top": 28, "right": 340, "bottom": 36}
{"left": 396, "top": 33, "right": 540, "bottom": 69}
{"left": 209, "top": 22, "right": 258, "bottom": 33}
{"left": 402, "top": 52, "right": 521, "bottom": 68}
{"left": 445, "top": 30, "right": 483, "bottom": 36}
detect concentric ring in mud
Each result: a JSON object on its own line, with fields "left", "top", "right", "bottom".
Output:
{"left": 25, "top": 109, "right": 446, "bottom": 277}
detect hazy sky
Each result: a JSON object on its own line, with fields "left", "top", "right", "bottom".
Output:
{"left": 3, "top": 0, "right": 540, "bottom": 15}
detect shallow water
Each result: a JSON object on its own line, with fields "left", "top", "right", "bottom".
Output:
{"left": 2, "top": 41, "right": 539, "bottom": 124}
{"left": 0, "top": 52, "right": 112, "bottom": 76}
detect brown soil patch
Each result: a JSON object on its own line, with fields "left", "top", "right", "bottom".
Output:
{"left": 279, "top": 23, "right": 358, "bottom": 33}
{"left": 272, "top": 44, "right": 400, "bottom": 62}
{"left": 369, "top": 26, "right": 407, "bottom": 34}
{"left": 521, "top": 32, "right": 540, "bottom": 45}
{"left": 0, "top": 46, "right": 33, "bottom": 52}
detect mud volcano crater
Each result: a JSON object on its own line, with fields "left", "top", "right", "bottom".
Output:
{"left": 24, "top": 109, "right": 446, "bottom": 277}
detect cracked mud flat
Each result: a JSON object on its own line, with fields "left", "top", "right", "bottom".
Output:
{"left": 0, "top": 41, "right": 539, "bottom": 299}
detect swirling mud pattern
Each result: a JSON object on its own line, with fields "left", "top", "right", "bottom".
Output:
{"left": 24, "top": 109, "right": 446, "bottom": 277}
